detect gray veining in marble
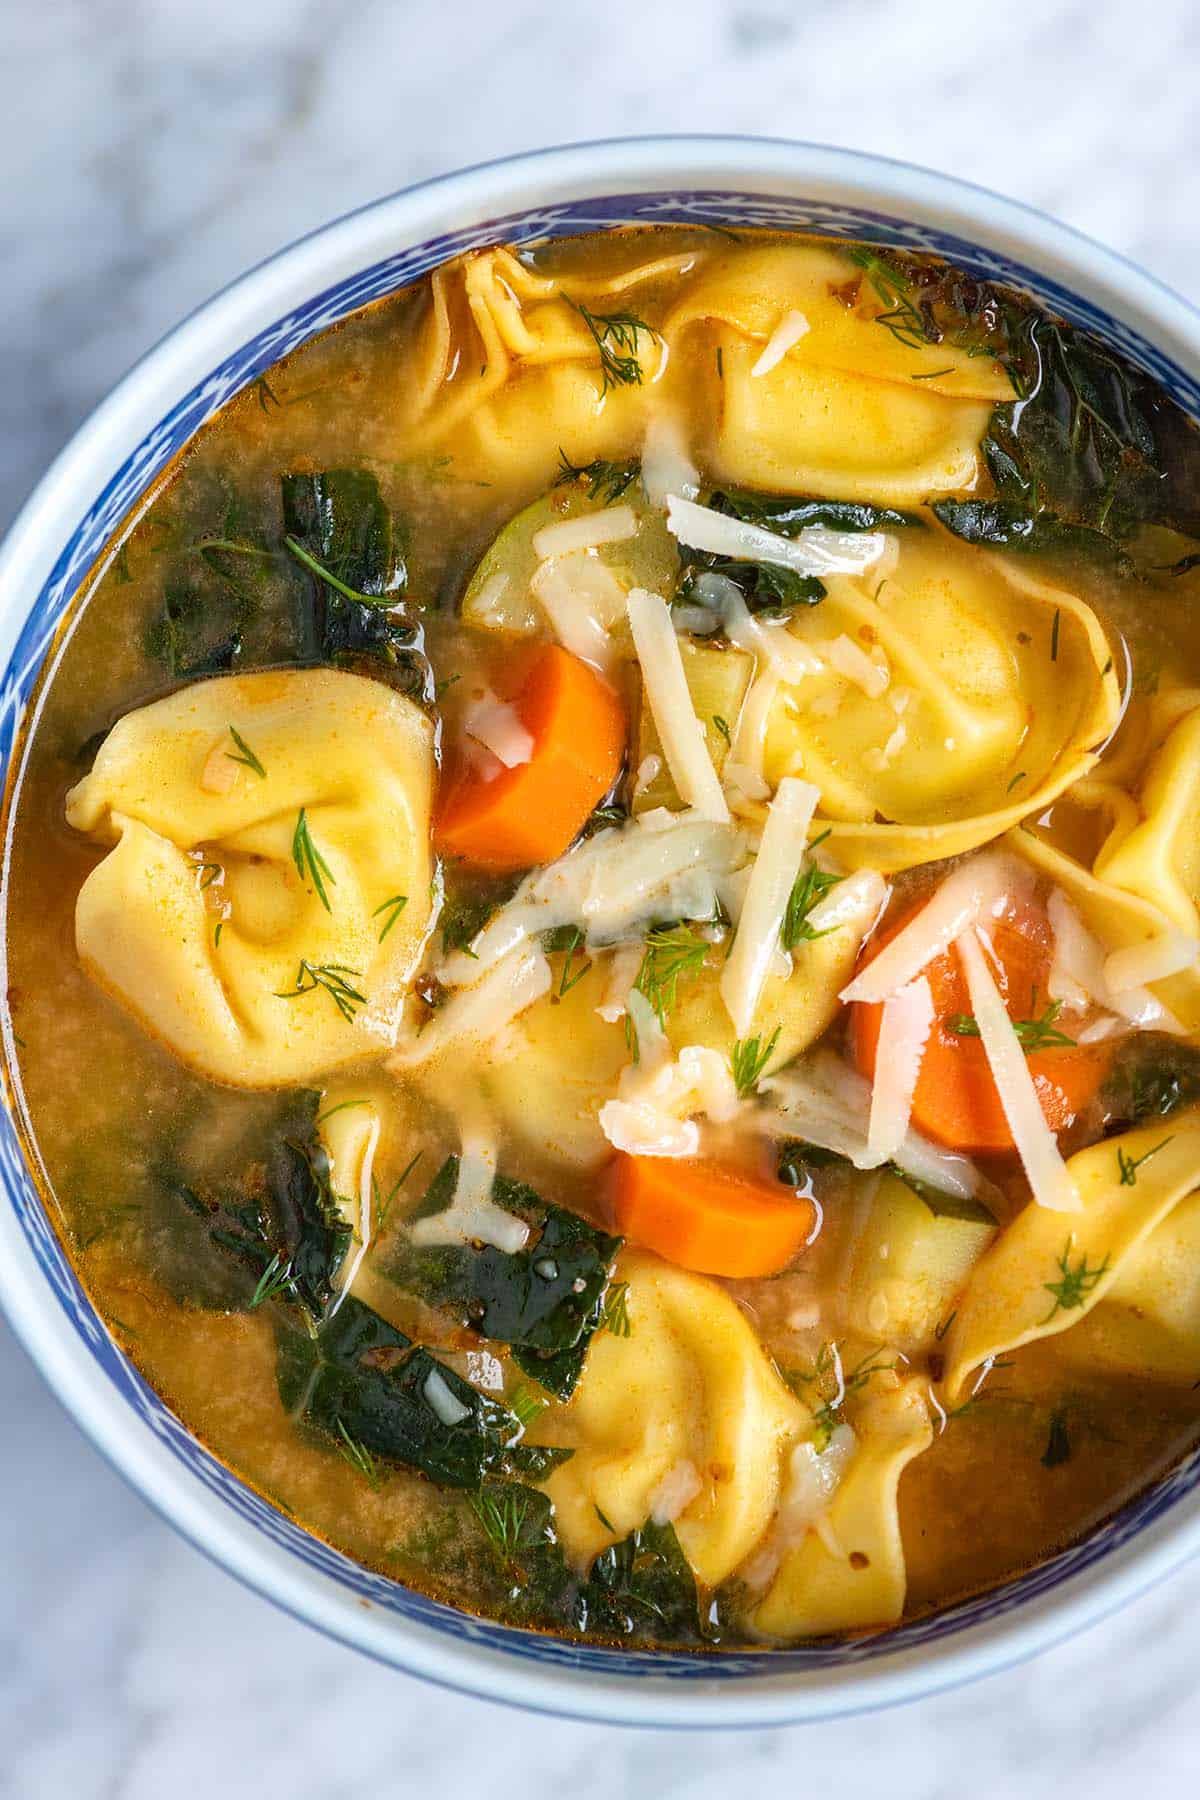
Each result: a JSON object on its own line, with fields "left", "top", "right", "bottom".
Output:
{"left": 3, "top": 0, "right": 1200, "bottom": 1792}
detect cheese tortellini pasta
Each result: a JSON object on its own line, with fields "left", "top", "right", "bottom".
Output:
{"left": 66, "top": 671, "right": 434, "bottom": 1086}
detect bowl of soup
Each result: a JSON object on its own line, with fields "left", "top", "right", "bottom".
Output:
{"left": 2, "top": 136, "right": 1199, "bottom": 1726}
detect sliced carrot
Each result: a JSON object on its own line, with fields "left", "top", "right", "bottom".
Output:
{"left": 850, "top": 895, "right": 1111, "bottom": 1154}
{"left": 608, "top": 1153, "right": 815, "bottom": 1278}
{"left": 435, "top": 644, "right": 625, "bottom": 871}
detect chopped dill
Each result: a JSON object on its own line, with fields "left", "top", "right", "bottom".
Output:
{"left": 275, "top": 960, "right": 366, "bottom": 1024}
{"left": 509, "top": 1383, "right": 548, "bottom": 1431}
{"left": 252, "top": 375, "right": 282, "bottom": 413}
{"left": 214, "top": 920, "right": 225, "bottom": 947}
{"left": 372, "top": 893, "right": 409, "bottom": 943}
{"left": 249, "top": 1252, "right": 295, "bottom": 1310}
{"left": 1006, "top": 770, "right": 1028, "bottom": 793}
{"left": 1116, "top": 1135, "right": 1173, "bottom": 1187}
{"left": 551, "top": 925, "right": 592, "bottom": 998}
{"left": 284, "top": 533, "right": 393, "bottom": 607}
{"left": 731, "top": 1025, "right": 782, "bottom": 1098}
{"left": 434, "top": 673, "right": 462, "bottom": 700}
{"left": 571, "top": 301, "right": 659, "bottom": 394}
{"left": 847, "top": 247, "right": 939, "bottom": 351}
{"left": 711, "top": 713, "right": 732, "bottom": 746}
{"left": 716, "top": 345, "right": 724, "bottom": 380}
{"left": 949, "top": 999, "right": 1076, "bottom": 1053}
{"left": 470, "top": 1483, "right": 537, "bottom": 1560}
{"left": 554, "top": 449, "right": 639, "bottom": 504}
{"left": 197, "top": 861, "right": 223, "bottom": 890}
{"left": 374, "top": 1148, "right": 424, "bottom": 1234}
{"left": 787, "top": 1342, "right": 896, "bottom": 1451}
{"left": 599, "top": 1280, "right": 632, "bottom": 1339}
{"left": 1050, "top": 608, "right": 1061, "bottom": 661}
{"left": 633, "top": 924, "right": 709, "bottom": 1025}
{"left": 934, "top": 1309, "right": 957, "bottom": 1342}
{"left": 910, "top": 366, "right": 956, "bottom": 381}
{"left": 1040, "top": 1236, "right": 1111, "bottom": 1324}
{"left": 314, "top": 1098, "right": 368, "bottom": 1126}
{"left": 225, "top": 724, "right": 266, "bottom": 779}
{"left": 335, "top": 1418, "right": 382, "bottom": 1488}
{"left": 292, "top": 807, "right": 336, "bottom": 912}
{"left": 781, "top": 850, "right": 841, "bottom": 951}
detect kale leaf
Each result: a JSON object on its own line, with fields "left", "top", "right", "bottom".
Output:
{"left": 1104, "top": 1035, "right": 1200, "bottom": 1128}
{"left": 389, "top": 1157, "right": 623, "bottom": 1399}
{"left": 578, "top": 1519, "right": 700, "bottom": 1642}
{"left": 179, "top": 1091, "right": 350, "bottom": 1320}
{"left": 281, "top": 469, "right": 418, "bottom": 670}
{"left": 276, "top": 1295, "right": 519, "bottom": 1489}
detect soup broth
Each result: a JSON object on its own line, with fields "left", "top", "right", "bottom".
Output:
{"left": 6, "top": 225, "right": 1200, "bottom": 1648}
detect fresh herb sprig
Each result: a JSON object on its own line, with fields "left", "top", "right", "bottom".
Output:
{"left": 1041, "top": 1237, "right": 1111, "bottom": 1324}
{"left": 571, "top": 302, "right": 659, "bottom": 394}
{"left": 276, "top": 960, "right": 366, "bottom": 1024}
{"left": 1116, "top": 1136, "right": 1173, "bottom": 1187}
{"left": 292, "top": 808, "right": 336, "bottom": 912}
{"left": 731, "top": 1026, "right": 782, "bottom": 1098}
{"left": 372, "top": 894, "right": 408, "bottom": 943}
{"left": 554, "top": 449, "right": 640, "bottom": 504}
{"left": 781, "top": 839, "right": 840, "bottom": 951}
{"left": 225, "top": 724, "right": 266, "bottom": 778}
{"left": 599, "top": 1280, "right": 632, "bottom": 1339}
{"left": 633, "top": 924, "right": 710, "bottom": 1026}
{"left": 948, "top": 999, "right": 1076, "bottom": 1053}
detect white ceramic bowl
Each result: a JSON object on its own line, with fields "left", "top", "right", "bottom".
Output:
{"left": 2, "top": 137, "right": 1199, "bottom": 1728}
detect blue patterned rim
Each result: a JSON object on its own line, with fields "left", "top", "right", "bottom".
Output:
{"left": 2, "top": 152, "right": 1199, "bottom": 1712}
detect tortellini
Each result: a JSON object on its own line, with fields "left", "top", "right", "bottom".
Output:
{"left": 66, "top": 671, "right": 434, "bottom": 1087}
{"left": 529, "top": 1249, "right": 806, "bottom": 1586}
{"left": 1093, "top": 701, "right": 1200, "bottom": 938}
{"left": 752, "top": 1381, "right": 932, "bottom": 1640}
{"left": 401, "top": 245, "right": 700, "bottom": 486}
{"left": 942, "top": 1113, "right": 1200, "bottom": 1401}
{"left": 1057, "top": 1190, "right": 1200, "bottom": 1385}
{"left": 762, "top": 537, "right": 1120, "bottom": 871}
{"left": 479, "top": 922, "right": 869, "bottom": 1168}
{"left": 662, "top": 244, "right": 1012, "bottom": 503}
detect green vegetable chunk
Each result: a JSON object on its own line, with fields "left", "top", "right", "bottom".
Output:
{"left": 389, "top": 1157, "right": 624, "bottom": 1399}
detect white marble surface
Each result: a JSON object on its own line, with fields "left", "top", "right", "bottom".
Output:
{"left": 4, "top": 0, "right": 1200, "bottom": 1790}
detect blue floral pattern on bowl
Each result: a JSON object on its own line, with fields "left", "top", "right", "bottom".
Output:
{"left": 3, "top": 187, "right": 1198, "bottom": 1682}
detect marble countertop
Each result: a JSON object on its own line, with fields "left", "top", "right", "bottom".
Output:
{"left": 4, "top": 0, "right": 1200, "bottom": 1791}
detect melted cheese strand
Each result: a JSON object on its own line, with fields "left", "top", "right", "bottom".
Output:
{"left": 956, "top": 927, "right": 1080, "bottom": 1212}
{"left": 721, "top": 777, "right": 820, "bottom": 1035}
{"left": 626, "top": 587, "right": 729, "bottom": 822}
{"left": 866, "top": 976, "right": 935, "bottom": 1164}
{"left": 391, "top": 943, "right": 551, "bottom": 1066}
{"left": 532, "top": 557, "right": 616, "bottom": 671}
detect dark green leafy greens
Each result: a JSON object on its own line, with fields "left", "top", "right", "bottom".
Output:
{"left": 281, "top": 469, "right": 419, "bottom": 669}
{"left": 389, "top": 1157, "right": 623, "bottom": 1398}
{"left": 935, "top": 317, "right": 1200, "bottom": 568}
{"left": 178, "top": 1091, "right": 350, "bottom": 1321}
{"left": 276, "top": 1295, "right": 521, "bottom": 1489}
{"left": 1104, "top": 1036, "right": 1200, "bottom": 1128}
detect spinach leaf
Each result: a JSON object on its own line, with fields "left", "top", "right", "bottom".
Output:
{"left": 931, "top": 498, "right": 1134, "bottom": 573}
{"left": 675, "top": 490, "right": 919, "bottom": 617}
{"left": 389, "top": 1157, "right": 623, "bottom": 1398}
{"left": 276, "top": 1295, "right": 519, "bottom": 1489}
{"left": 281, "top": 469, "right": 418, "bottom": 668}
{"left": 177, "top": 1090, "right": 350, "bottom": 1321}
{"left": 1104, "top": 1036, "right": 1200, "bottom": 1127}
{"left": 146, "top": 575, "right": 245, "bottom": 679}
{"left": 464, "top": 1485, "right": 702, "bottom": 1643}
{"left": 947, "top": 317, "right": 1200, "bottom": 568}
{"left": 578, "top": 1519, "right": 700, "bottom": 1642}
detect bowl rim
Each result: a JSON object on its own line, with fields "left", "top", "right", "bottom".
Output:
{"left": 2, "top": 133, "right": 1199, "bottom": 1728}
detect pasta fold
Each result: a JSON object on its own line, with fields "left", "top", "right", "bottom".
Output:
{"left": 66, "top": 671, "right": 434, "bottom": 1087}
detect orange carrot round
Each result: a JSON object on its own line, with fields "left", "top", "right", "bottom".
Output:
{"left": 435, "top": 644, "right": 625, "bottom": 871}
{"left": 608, "top": 1153, "right": 815, "bottom": 1278}
{"left": 851, "top": 896, "right": 1110, "bottom": 1154}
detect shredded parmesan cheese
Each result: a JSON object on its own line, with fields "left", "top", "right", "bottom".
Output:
{"left": 804, "top": 868, "right": 889, "bottom": 939}
{"left": 626, "top": 587, "right": 729, "bottom": 822}
{"left": 665, "top": 495, "right": 889, "bottom": 579}
{"left": 466, "top": 570, "right": 510, "bottom": 627}
{"left": 648, "top": 1459, "right": 703, "bottom": 1525}
{"left": 840, "top": 852, "right": 1029, "bottom": 1005}
{"left": 423, "top": 1368, "right": 471, "bottom": 1427}
{"left": 391, "top": 944, "right": 551, "bottom": 1066}
{"left": 641, "top": 410, "right": 699, "bottom": 507}
{"left": 721, "top": 777, "right": 820, "bottom": 1035}
{"left": 461, "top": 692, "right": 533, "bottom": 768}
{"left": 956, "top": 927, "right": 1080, "bottom": 1212}
{"left": 866, "top": 977, "right": 935, "bottom": 1164}
{"left": 750, "top": 307, "right": 810, "bottom": 377}
{"left": 531, "top": 556, "right": 618, "bottom": 670}
{"left": 531, "top": 503, "right": 638, "bottom": 559}
{"left": 1047, "top": 889, "right": 1180, "bottom": 1032}
{"left": 410, "top": 1111, "right": 530, "bottom": 1254}
{"left": 329, "top": 1112, "right": 381, "bottom": 1313}
{"left": 824, "top": 633, "right": 890, "bottom": 698}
